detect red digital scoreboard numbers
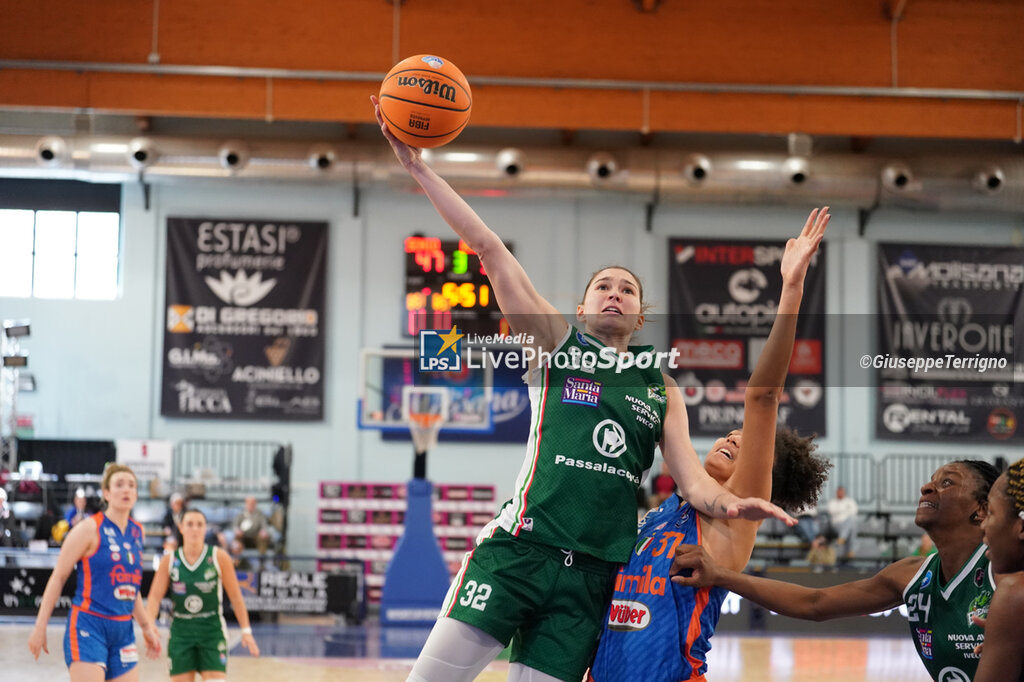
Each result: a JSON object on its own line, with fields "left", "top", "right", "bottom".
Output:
{"left": 404, "top": 236, "right": 511, "bottom": 337}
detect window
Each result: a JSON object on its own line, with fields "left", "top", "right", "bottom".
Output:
{"left": 0, "top": 180, "right": 121, "bottom": 300}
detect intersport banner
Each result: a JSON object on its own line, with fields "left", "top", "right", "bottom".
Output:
{"left": 162, "top": 217, "right": 327, "bottom": 420}
{"left": 667, "top": 238, "right": 827, "bottom": 437}
{"left": 876, "top": 243, "right": 1024, "bottom": 442}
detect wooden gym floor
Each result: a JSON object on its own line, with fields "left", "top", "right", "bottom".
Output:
{"left": 1, "top": 618, "right": 932, "bottom": 681}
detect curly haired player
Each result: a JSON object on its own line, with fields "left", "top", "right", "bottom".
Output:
{"left": 589, "top": 207, "right": 831, "bottom": 682}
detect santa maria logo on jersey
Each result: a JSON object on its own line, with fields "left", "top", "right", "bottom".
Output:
{"left": 593, "top": 419, "right": 627, "bottom": 458}
{"left": 562, "top": 376, "right": 602, "bottom": 407}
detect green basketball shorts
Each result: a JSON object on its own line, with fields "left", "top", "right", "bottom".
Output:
{"left": 168, "top": 620, "right": 228, "bottom": 675}
{"left": 440, "top": 527, "right": 619, "bottom": 682}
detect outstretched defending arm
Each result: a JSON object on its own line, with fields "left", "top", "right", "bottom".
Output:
{"left": 671, "top": 543, "right": 919, "bottom": 621}
{"left": 660, "top": 376, "right": 795, "bottom": 525}
{"left": 703, "top": 207, "right": 829, "bottom": 570}
{"left": 726, "top": 207, "right": 829, "bottom": 502}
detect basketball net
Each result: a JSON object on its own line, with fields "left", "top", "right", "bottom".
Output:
{"left": 403, "top": 388, "right": 449, "bottom": 458}
{"left": 409, "top": 412, "right": 444, "bottom": 455}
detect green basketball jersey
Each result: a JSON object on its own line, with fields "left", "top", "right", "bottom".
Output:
{"left": 903, "top": 543, "right": 993, "bottom": 682}
{"left": 493, "top": 326, "right": 666, "bottom": 562}
{"left": 169, "top": 545, "right": 225, "bottom": 627}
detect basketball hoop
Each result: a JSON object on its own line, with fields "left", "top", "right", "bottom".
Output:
{"left": 401, "top": 387, "right": 450, "bottom": 466}
{"left": 408, "top": 412, "right": 444, "bottom": 456}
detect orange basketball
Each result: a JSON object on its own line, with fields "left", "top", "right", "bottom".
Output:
{"left": 378, "top": 54, "right": 472, "bottom": 148}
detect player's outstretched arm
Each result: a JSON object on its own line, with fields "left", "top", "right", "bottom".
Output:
{"left": 660, "top": 375, "right": 795, "bottom": 526}
{"left": 216, "top": 548, "right": 260, "bottom": 656}
{"left": 371, "top": 95, "right": 565, "bottom": 349}
{"left": 671, "top": 543, "right": 918, "bottom": 621}
{"left": 727, "top": 207, "right": 829, "bottom": 503}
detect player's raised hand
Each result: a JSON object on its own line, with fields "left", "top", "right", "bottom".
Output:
{"left": 371, "top": 95, "right": 422, "bottom": 170}
{"left": 781, "top": 207, "right": 829, "bottom": 287}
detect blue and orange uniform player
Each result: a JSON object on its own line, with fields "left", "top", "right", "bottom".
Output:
{"left": 29, "top": 464, "right": 161, "bottom": 681}
{"left": 589, "top": 207, "right": 833, "bottom": 682}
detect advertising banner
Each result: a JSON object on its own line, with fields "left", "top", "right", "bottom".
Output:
{"left": 667, "top": 238, "right": 827, "bottom": 437}
{"left": 876, "top": 243, "right": 1023, "bottom": 441}
{"left": 162, "top": 218, "right": 327, "bottom": 420}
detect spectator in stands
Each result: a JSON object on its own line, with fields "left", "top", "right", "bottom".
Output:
{"left": 228, "top": 537, "right": 253, "bottom": 572}
{"left": 648, "top": 461, "right": 677, "bottom": 508}
{"left": 232, "top": 495, "right": 274, "bottom": 554}
{"left": 791, "top": 501, "right": 820, "bottom": 545}
{"left": 161, "top": 492, "right": 185, "bottom": 548}
{"left": 64, "top": 488, "right": 89, "bottom": 528}
{"left": 826, "top": 485, "right": 859, "bottom": 562}
{"left": 806, "top": 533, "right": 837, "bottom": 572}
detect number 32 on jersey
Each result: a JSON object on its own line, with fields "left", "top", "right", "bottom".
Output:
{"left": 459, "top": 580, "right": 492, "bottom": 611}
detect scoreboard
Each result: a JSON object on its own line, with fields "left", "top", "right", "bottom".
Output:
{"left": 403, "top": 236, "right": 511, "bottom": 337}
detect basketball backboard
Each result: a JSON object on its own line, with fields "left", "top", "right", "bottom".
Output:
{"left": 357, "top": 347, "right": 493, "bottom": 434}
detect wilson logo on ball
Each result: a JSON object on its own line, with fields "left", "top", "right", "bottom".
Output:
{"left": 394, "top": 77, "right": 458, "bottom": 104}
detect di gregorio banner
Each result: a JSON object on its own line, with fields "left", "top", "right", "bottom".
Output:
{"left": 667, "top": 238, "right": 827, "bottom": 437}
{"left": 162, "top": 217, "right": 328, "bottom": 421}
{"left": 876, "top": 243, "right": 1024, "bottom": 442}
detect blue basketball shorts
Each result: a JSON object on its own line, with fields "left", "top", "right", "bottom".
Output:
{"left": 64, "top": 607, "right": 138, "bottom": 679}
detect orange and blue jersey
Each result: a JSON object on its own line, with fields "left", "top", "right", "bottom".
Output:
{"left": 72, "top": 512, "right": 144, "bottom": 619}
{"left": 64, "top": 512, "right": 144, "bottom": 676}
{"left": 588, "top": 496, "right": 727, "bottom": 682}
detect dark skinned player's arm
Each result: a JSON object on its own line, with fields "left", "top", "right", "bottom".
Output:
{"left": 672, "top": 544, "right": 923, "bottom": 622}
